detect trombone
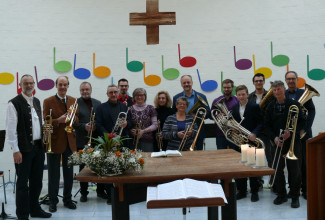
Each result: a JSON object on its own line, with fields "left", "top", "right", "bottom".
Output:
{"left": 43, "top": 109, "right": 54, "bottom": 154}
{"left": 87, "top": 107, "right": 95, "bottom": 147}
{"left": 65, "top": 98, "right": 78, "bottom": 133}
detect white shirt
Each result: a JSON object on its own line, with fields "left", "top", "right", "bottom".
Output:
{"left": 239, "top": 102, "right": 247, "bottom": 120}
{"left": 5, "top": 93, "right": 41, "bottom": 153}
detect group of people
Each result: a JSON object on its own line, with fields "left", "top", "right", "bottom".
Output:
{"left": 5, "top": 71, "right": 315, "bottom": 219}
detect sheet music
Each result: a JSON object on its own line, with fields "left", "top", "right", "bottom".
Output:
{"left": 183, "top": 178, "right": 212, "bottom": 198}
{"left": 147, "top": 187, "right": 158, "bottom": 202}
{"left": 157, "top": 180, "right": 185, "bottom": 200}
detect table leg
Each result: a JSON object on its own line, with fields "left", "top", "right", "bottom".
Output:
{"left": 112, "top": 185, "right": 129, "bottom": 220}
{"left": 208, "top": 206, "right": 218, "bottom": 220}
{"left": 221, "top": 181, "right": 237, "bottom": 220}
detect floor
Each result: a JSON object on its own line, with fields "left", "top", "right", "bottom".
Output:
{"left": 1, "top": 177, "right": 307, "bottom": 220}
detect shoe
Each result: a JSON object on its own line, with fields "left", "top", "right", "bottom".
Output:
{"left": 64, "top": 201, "right": 77, "bottom": 209}
{"left": 273, "top": 195, "right": 288, "bottom": 205}
{"left": 251, "top": 192, "right": 259, "bottom": 202}
{"left": 97, "top": 193, "right": 109, "bottom": 199}
{"left": 30, "top": 209, "right": 52, "bottom": 218}
{"left": 49, "top": 203, "right": 57, "bottom": 213}
{"left": 80, "top": 195, "right": 87, "bottom": 202}
{"left": 291, "top": 198, "right": 300, "bottom": 208}
{"left": 236, "top": 192, "right": 247, "bottom": 200}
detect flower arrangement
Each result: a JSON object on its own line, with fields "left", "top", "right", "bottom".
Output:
{"left": 69, "top": 133, "right": 145, "bottom": 176}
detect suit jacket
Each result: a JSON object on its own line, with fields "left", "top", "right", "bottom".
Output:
{"left": 95, "top": 100, "right": 131, "bottom": 136}
{"left": 285, "top": 88, "right": 316, "bottom": 138}
{"left": 232, "top": 101, "right": 263, "bottom": 136}
{"left": 172, "top": 90, "right": 211, "bottom": 139}
{"left": 74, "top": 97, "right": 101, "bottom": 149}
{"left": 43, "top": 95, "right": 79, "bottom": 154}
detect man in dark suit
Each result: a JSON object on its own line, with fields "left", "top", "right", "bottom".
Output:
{"left": 285, "top": 71, "right": 316, "bottom": 200}
{"left": 172, "top": 75, "right": 211, "bottom": 150}
{"left": 43, "top": 76, "right": 79, "bottom": 213}
{"left": 5, "top": 74, "right": 51, "bottom": 219}
{"left": 232, "top": 85, "right": 263, "bottom": 202}
{"left": 74, "top": 82, "right": 108, "bottom": 202}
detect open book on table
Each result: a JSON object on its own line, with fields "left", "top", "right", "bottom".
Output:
{"left": 146, "top": 178, "right": 227, "bottom": 208}
{"left": 151, "top": 150, "right": 182, "bottom": 158}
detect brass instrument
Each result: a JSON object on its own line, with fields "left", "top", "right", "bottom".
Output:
{"left": 259, "top": 81, "right": 273, "bottom": 111}
{"left": 134, "top": 120, "right": 142, "bottom": 150}
{"left": 112, "top": 108, "right": 130, "bottom": 136}
{"left": 87, "top": 107, "right": 95, "bottom": 147}
{"left": 285, "top": 105, "right": 299, "bottom": 160}
{"left": 178, "top": 124, "right": 191, "bottom": 151}
{"left": 65, "top": 98, "right": 78, "bottom": 133}
{"left": 211, "top": 98, "right": 265, "bottom": 148}
{"left": 187, "top": 94, "right": 208, "bottom": 114}
{"left": 156, "top": 120, "right": 163, "bottom": 151}
{"left": 43, "top": 109, "right": 54, "bottom": 153}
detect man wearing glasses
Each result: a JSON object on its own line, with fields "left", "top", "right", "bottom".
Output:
{"left": 118, "top": 78, "right": 133, "bottom": 107}
{"left": 285, "top": 71, "right": 316, "bottom": 200}
{"left": 211, "top": 79, "right": 238, "bottom": 149}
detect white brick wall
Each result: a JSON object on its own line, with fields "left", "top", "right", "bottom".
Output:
{"left": 0, "top": 0, "right": 324, "bottom": 177}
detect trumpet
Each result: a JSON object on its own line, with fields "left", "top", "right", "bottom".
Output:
{"left": 156, "top": 120, "right": 163, "bottom": 151}
{"left": 43, "top": 109, "right": 54, "bottom": 154}
{"left": 65, "top": 98, "right": 78, "bottom": 133}
{"left": 87, "top": 107, "right": 96, "bottom": 147}
{"left": 112, "top": 108, "right": 130, "bottom": 136}
{"left": 134, "top": 120, "right": 142, "bottom": 150}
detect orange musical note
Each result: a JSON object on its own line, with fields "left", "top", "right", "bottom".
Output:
{"left": 143, "top": 62, "right": 161, "bottom": 86}
{"left": 253, "top": 54, "right": 272, "bottom": 79}
{"left": 93, "top": 53, "right": 111, "bottom": 78}
{"left": 178, "top": 44, "right": 196, "bottom": 68}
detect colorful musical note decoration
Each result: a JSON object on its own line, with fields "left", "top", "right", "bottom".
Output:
{"left": 34, "top": 66, "right": 55, "bottom": 91}
{"left": 0, "top": 72, "right": 14, "bottom": 85}
{"left": 143, "top": 62, "right": 161, "bottom": 86}
{"left": 162, "top": 55, "right": 179, "bottom": 80}
{"left": 233, "top": 46, "right": 252, "bottom": 70}
{"left": 126, "top": 48, "right": 143, "bottom": 72}
{"left": 297, "top": 77, "right": 306, "bottom": 89}
{"left": 53, "top": 47, "right": 72, "bottom": 73}
{"left": 307, "top": 55, "right": 325, "bottom": 80}
{"left": 196, "top": 69, "right": 218, "bottom": 92}
{"left": 93, "top": 53, "right": 111, "bottom": 78}
{"left": 178, "top": 44, "right": 196, "bottom": 68}
{"left": 271, "top": 42, "right": 290, "bottom": 67}
{"left": 73, "top": 54, "right": 91, "bottom": 80}
{"left": 253, "top": 54, "right": 272, "bottom": 78}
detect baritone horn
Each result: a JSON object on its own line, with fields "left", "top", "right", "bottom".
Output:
{"left": 112, "top": 108, "right": 130, "bottom": 136}
{"left": 65, "top": 98, "right": 78, "bottom": 133}
{"left": 43, "top": 109, "right": 54, "bottom": 153}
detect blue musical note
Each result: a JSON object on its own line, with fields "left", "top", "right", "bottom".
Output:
{"left": 73, "top": 54, "right": 91, "bottom": 79}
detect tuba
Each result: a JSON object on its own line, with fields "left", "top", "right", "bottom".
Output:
{"left": 211, "top": 98, "right": 265, "bottom": 148}
{"left": 65, "top": 98, "right": 78, "bottom": 133}
{"left": 112, "top": 108, "right": 130, "bottom": 136}
{"left": 43, "top": 109, "right": 54, "bottom": 153}
{"left": 187, "top": 95, "right": 208, "bottom": 114}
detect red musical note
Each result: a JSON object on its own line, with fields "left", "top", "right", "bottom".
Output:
{"left": 178, "top": 44, "right": 196, "bottom": 68}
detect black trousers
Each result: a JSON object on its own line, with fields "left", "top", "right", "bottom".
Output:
{"left": 234, "top": 145, "right": 259, "bottom": 193}
{"left": 47, "top": 146, "right": 73, "bottom": 204}
{"left": 300, "top": 137, "right": 307, "bottom": 194}
{"left": 15, "top": 140, "right": 45, "bottom": 219}
{"left": 79, "top": 164, "right": 107, "bottom": 196}
{"left": 273, "top": 138, "right": 302, "bottom": 198}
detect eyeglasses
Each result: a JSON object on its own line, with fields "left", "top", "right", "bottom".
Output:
{"left": 136, "top": 94, "right": 145, "bottom": 97}
{"left": 23, "top": 82, "right": 35, "bottom": 86}
{"left": 223, "top": 87, "right": 233, "bottom": 90}
{"left": 254, "top": 80, "right": 264, "bottom": 83}
{"left": 177, "top": 103, "right": 187, "bottom": 106}
{"left": 286, "top": 78, "right": 297, "bottom": 81}
{"left": 108, "top": 91, "right": 118, "bottom": 94}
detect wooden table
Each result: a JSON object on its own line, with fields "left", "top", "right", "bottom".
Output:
{"left": 76, "top": 149, "right": 274, "bottom": 220}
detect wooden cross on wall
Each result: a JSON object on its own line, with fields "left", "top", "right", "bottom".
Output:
{"left": 129, "top": 0, "right": 176, "bottom": 45}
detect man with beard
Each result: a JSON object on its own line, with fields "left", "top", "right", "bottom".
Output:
{"left": 74, "top": 82, "right": 109, "bottom": 202}
{"left": 285, "top": 71, "right": 316, "bottom": 200}
{"left": 211, "top": 79, "right": 238, "bottom": 149}
{"left": 6, "top": 74, "right": 52, "bottom": 219}
{"left": 43, "top": 76, "right": 79, "bottom": 213}
{"left": 118, "top": 78, "right": 133, "bottom": 107}
{"left": 172, "top": 75, "right": 211, "bottom": 150}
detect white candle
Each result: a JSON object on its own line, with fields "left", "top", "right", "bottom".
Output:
{"left": 241, "top": 144, "right": 249, "bottom": 162}
{"left": 256, "top": 148, "right": 265, "bottom": 167}
{"left": 247, "top": 147, "right": 256, "bottom": 164}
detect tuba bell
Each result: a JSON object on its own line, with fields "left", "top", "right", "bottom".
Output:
{"left": 187, "top": 95, "right": 208, "bottom": 114}
{"left": 211, "top": 98, "right": 265, "bottom": 148}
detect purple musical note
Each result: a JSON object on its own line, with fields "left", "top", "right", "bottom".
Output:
{"left": 234, "top": 46, "right": 252, "bottom": 70}
{"left": 34, "top": 66, "right": 55, "bottom": 91}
